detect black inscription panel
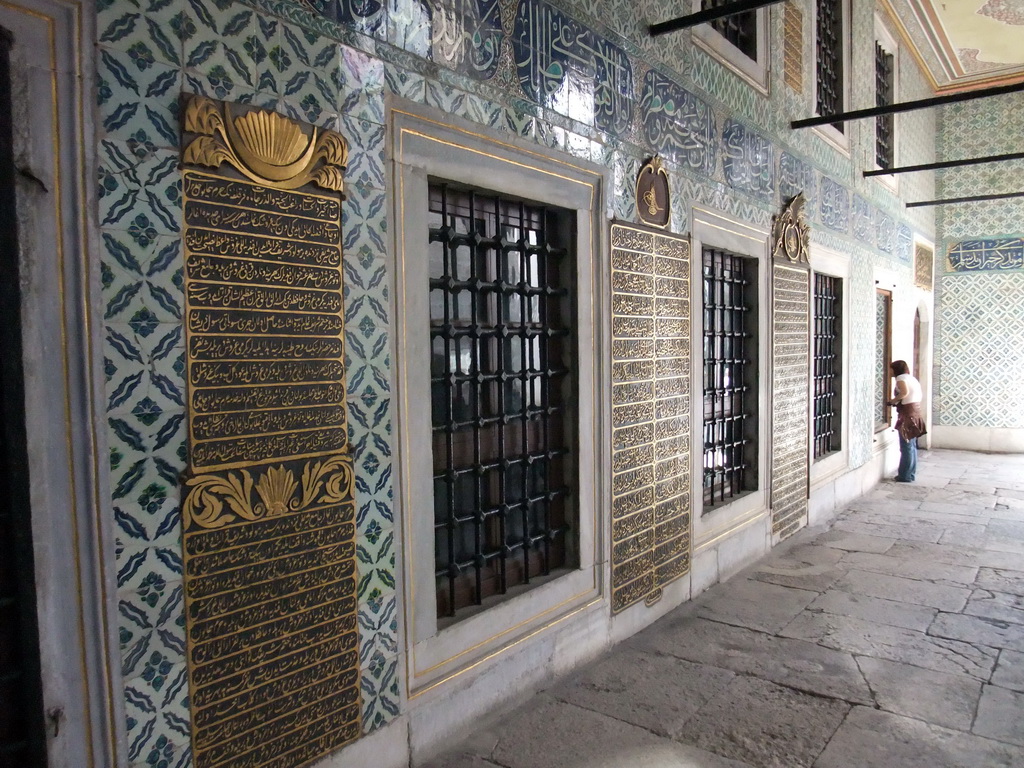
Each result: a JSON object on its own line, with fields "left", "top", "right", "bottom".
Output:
{"left": 183, "top": 169, "right": 347, "bottom": 471}
{"left": 179, "top": 95, "right": 358, "bottom": 768}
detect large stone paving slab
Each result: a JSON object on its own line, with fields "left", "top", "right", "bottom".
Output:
{"left": 991, "top": 649, "right": 1024, "bottom": 692}
{"left": 856, "top": 657, "right": 982, "bottom": 731}
{"left": 965, "top": 590, "right": 1024, "bottom": 625}
{"left": 694, "top": 578, "right": 818, "bottom": 634}
{"left": 633, "top": 617, "right": 873, "bottom": 704}
{"left": 486, "top": 696, "right": 756, "bottom": 768}
{"left": 830, "top": 517, "right": 944, "bottom": 543}
{"left": 831, "top": 569, "right": 971, "bottom": 611}
{"left": 838, "top": 551, "right": 978, "bottom": 586}
{"left": 976, "top": 567, "right": 1024, "bottom": 597}
{"left": 779, "top": 611, "right": 998, "bottom": 679}
{"left": 973, "top": 685, "right": 1024, "bottom": 747}
{"left": 552, "top": 646, "right": 735, "bottom": 738}
{"left": 814, "top": 707, "right": 1024, "bottom": 768}
{"left": 674, "top": 677, "right": 848, "bottom": 768}
{"left": 815, "top": 529, "right": 895, "bottom": 554}
{"left": 929, "top": 612, "right": 1024, "bottom": 651}
{"left": 807, "top": 589, "right": 937, "bottom": 631}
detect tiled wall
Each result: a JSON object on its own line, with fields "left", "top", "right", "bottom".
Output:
{"left": 934, "top": 93, "right": 1024, "bottom": 429}
{"left": 94, "top": 0, "right": 933, "bottom": 765}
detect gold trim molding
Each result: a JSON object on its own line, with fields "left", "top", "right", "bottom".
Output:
{"left": 182, "top": 95, "right": 348, "bottom": 192}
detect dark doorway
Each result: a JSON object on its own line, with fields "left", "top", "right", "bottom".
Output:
{"left": 0, "top": 25, "right": 47, "bottom": 766}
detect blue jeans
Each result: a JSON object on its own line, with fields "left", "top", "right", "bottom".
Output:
{"left": 898, "top": 435, "right": 918, "bottom": 482}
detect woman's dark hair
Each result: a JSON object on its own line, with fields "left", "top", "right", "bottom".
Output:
{"left": 890, "top": 360, "right": 910, "bottom": 376}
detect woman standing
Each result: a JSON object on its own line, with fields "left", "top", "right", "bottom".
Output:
{"left": 887, "top": 360, "right": 927, "bottom": 482}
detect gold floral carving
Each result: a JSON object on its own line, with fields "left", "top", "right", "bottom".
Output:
{"left": 182, "top": 95, "right": 348, "bottom": 192}
{"left": 182, "top": 453, "right": 355, "bottom": 530}
{"left": 771, "top": 192, "right": 810, "bottom": 266}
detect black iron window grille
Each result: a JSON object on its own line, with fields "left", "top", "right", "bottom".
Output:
{"left": 875, "top": 42, "right": 895, "bottom": 169}
{"left": 816, "top": 0, "right": 844, "bottom": 132}
{"left": 812, "top": 273, "right": 842, "bottom": 460}
{"left": 702, "top": 247, "right": 758, "bottom": 510}
{"left": 427, "top": 183, "right": 576, "bottom": 620}
{"left": 702, "top": 0, "right": 758, "bottom": 60}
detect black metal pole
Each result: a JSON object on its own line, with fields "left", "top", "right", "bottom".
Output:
{"left": 649, "top": 0, "right": 786, "bottom": 37}
{"left": 792, "top": 79, "right": 1024, "bottom": 129}
{"left": 906, "top": 190, "right": 1024, "bottom": 208}
{"left": 865, "top": 150, "right": 1024, "bottom": 177}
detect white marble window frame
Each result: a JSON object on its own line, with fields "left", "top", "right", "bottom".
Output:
{"left": 690, "top": 0, "right": 770, "bottom": 94}
{"left": 388, "top": 101, "right": 610, "bottom": 695}
{"left": 811, "top": 0, "right": 852, "bottom": 155}
{"left": 689, "top": 206, "right": 771, "bottom": 553}
{"left": 872, "top": 13, "right": 900, "bottom": 193}
{"left": 809, "top": 245, "right": 850, "bottom": 487}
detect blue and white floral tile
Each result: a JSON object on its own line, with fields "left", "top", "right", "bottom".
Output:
{"left": 124, "top": 660, "right": 191, "bottom": 766}
{"left": 97, "top": 47, "right": 181, "bottom": 150}
{"left": 104, "top": 321, "right": 185, "bottom": 415}
{"left": 535, "top": 120, "right": 566, "bottom": 151}
{"left": 328, "top": 44, "right": 386, "bottom": 125}
{"left": 97, "top": 0, "right": 186, "bottom": 71}
{"left": 341, "top": 114, "right": 387, "bottom": 189}
{"left": 384, "top": 62, "right": 426, "bottom": 102}
{"left": 98, "top": 143, "right": 181, "bottom": 237}
{"left": 116, "top": 542, "right": 186, "bottom": 597}
{"left": 119, "top": 580, "right": 186, "bottom": 678}
{"left": 101, "top": 232, "right": 183, "bottom": 326}
{"left": 361, "top": 651, "right": 401, "bottom": 732}
{"left": 358, "top": 590, "right": 399, "bottom": 666}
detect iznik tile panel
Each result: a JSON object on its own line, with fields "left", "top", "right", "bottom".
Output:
{"left": 640, "top": 70, "right": 717, "bottom": 177}
{"left": 610, "top": 223, "right": 691, "bottom": 613}
{"left": 946, "top": 237, "right": 1024, "bottom": 272}
{"left": 819, "top": 177, "right": 849, "bottom": 234}
{"left": 779, "top": 152, "right": 816, "bottom": 206}
{"left": 722, "top": 119, "right": 774, "bottom": 202}
{"left": 770, "top": 263, "right": 810, "bottom": 539}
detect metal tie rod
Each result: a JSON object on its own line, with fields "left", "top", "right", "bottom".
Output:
{"left": 649, "top": 0, "right": 785, "bottom": 37}
{"left": 906, "top": 190, "right": 1024, "bottom": 208}
{"left": 792, "top": 79, "right": 1024, "bottom": 129}
{"left": 865, "top": 150, "right": 1024, "bottom": 177}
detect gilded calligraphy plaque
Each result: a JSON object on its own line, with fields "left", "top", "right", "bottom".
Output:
{"left": 784, "top": 2, "right": 803, "bottom": 93}
{"left": 635, "top": 157, "right": 670, "bottom": 229}
{"left": 179, "top": 95, "right": 360, "bottom": 768}
{"left": 770, "top": 263, "right": 810, "bottom": 539}
{"left": 610, "top": 222, "right": 691, "bottom": 613}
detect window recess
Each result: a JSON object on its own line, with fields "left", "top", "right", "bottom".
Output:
{"left": 427, "top": 183, "right": 577, "bottom": 620}
{"left": 812, "top": 273, "right": 842, "bottom": 459}
{"left": 702, "top": 247, "right": 758, "bottom": 510}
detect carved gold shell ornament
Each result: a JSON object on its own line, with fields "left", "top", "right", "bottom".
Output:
{"left": 182, "top": 95, "right": 348, "bottom": 192}
{"left": 771, "top": 192, "right": 811, "bottom": 265}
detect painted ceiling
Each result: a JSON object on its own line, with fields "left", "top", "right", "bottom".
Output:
{"left": 902, "top": 0, "right": 1024, "bottom": 89}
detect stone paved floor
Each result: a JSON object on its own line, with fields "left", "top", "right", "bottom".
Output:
{"left": 422, "top": 450, "right": 1024, "bottom": 768}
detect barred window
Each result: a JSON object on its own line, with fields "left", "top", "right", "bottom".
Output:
{"left": 702, "top": 0, "right": 757, "bottom": 60}
{"left": 875, "top": 42, "right": 895, "bottom": 169}
{"left": 428, "top": 183, "right": 577, "bottom": 620}
{"left": 812, "top": 274, "right": 842, "bottom": 459}
{"left": 702, "top": 247, "right": 758, "bottom": 510}
{"left": 816, "top": 0, "right": 844, "bottom": 132}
